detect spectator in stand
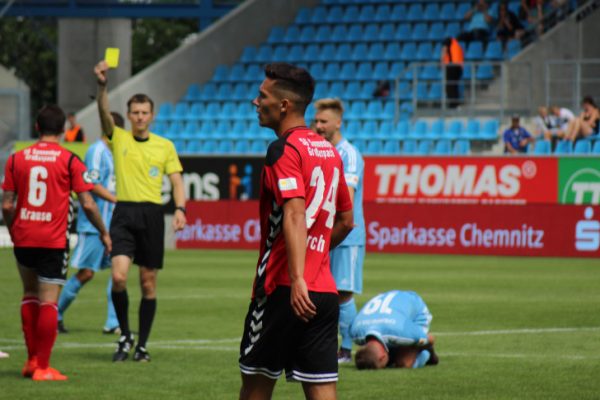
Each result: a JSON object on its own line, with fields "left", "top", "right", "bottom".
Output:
{"left": 534, "top": 106, "right": 561, "bottom": 150}
{"left": 566, "top": 96, "right": 600, "bottom": 142}
{"left": 64, "top": 112, "right": 86, "bottom": 143}
{"left": 457, "top": 0, "right": 494, "bottom": 43}
{"left": 503, "top": 114, "right": 535, "bottom": 154}
{"left": 441, "top": 37, "right": 464, "bottom": 109}
{"left": 372, "top": 80, "right": 390, "bottom": 98}
{"left": 519, "top": 0, "right": 546, "bottom": 36}
{"left": 551, "top": 105, "right": 575, "bottom": 136}
{"left": 496, "top": 1, "right": 525, "bottom": 48}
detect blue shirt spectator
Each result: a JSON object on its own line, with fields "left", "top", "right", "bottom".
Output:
{"left": 503, "top": 115, "right": 534, "bottom": 154}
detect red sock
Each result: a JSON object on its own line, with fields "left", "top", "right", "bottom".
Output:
{"left": 35, "top": 302, "right": 58, "bottom": 369}
{"left": 21, "top": 296, "right": 40, "bottom": 361}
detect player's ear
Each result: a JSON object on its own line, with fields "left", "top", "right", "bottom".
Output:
{"left": 280, "top": 98, "right": 291, "bottom": 114}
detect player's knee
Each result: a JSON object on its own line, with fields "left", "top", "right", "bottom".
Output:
{"left": 111, "top": 273, "right": 127, "bottom": 290}
{"left": 140, "top": 279, "right": 156, "bottom": 298}
{"left": 77, "top": 269, "right": 95, "bottom": 283}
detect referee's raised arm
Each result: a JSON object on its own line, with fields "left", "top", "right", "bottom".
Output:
{"left": 94, "top": 60, "right": 115, "bottom": 138}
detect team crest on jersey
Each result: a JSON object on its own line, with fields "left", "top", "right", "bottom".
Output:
{"left": 82, "top": 171, "right": 93, "bottom": 184}
{"left": 89, "top": 170, "right": 100, "bottom": 181}
{"left": 278, "top": 177, "right": 297, "bottom": 191}
{"left": 149, "top": 166, "right": 159, "bottom": 177}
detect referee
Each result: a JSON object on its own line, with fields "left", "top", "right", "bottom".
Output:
{"left": 94, "top": 60, "right": 187, "bottom": 362}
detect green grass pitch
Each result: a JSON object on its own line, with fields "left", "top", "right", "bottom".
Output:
{"left": 0, "top": 248, "right": 599, "bottom": 399}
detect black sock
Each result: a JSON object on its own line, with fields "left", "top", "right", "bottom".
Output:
{"left": 138, "top": 298, "right": 157, "bottom": 349}
{"left": 111, "top": 290, "right": 130, "bottom": 337}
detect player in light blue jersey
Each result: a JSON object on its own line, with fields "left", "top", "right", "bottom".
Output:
{"left": 350, "top": 290, "right": 439, "bottom": 369}
{"left": 58, "top": 112, "right": 124, "bottom": 334}
{"left": 314, "top": 98, "right": 366, "bottom": 363}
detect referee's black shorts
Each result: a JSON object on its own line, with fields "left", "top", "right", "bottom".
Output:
{"left": 239, "top": 286, "right": 339, "bottom": 383}
{"left": 110, "top": 201, "right": 165, "bottom": 269}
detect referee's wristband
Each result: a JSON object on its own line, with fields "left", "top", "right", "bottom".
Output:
{"left": 175, "top": 206, "right": 186, "bottom": 215}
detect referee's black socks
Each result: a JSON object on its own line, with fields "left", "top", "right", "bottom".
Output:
{"left": 138, "top": 298, "right": 157, "bottom": 349}
{"left": 112, "top": 290, "right": 130, "bottom": 337}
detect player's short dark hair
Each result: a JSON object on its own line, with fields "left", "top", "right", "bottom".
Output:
{"left": 127, "top": 94, "right": 154, "bottom": 113}
{"left": 111, "top": 112, "right": 125, "bottom": 128}
{"left": 582, "top": 96, "right": 597, "bottom": 108}
{"left": 355, "top": 346, "right": 380, "bottom": 370}
{"left": 264, "top": 63, "right": 315, "bottom": 113}
{"left": 36, "top": 104, "right": 66, "bottom": 136}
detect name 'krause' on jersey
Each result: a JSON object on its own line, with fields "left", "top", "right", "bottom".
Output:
{"left": 253, "top": 127, "right": 352, "bottom": 299}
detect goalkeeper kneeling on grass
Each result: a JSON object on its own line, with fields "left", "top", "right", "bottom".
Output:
{"left": 350, "top": 290, "right": 439, "bottom": 369}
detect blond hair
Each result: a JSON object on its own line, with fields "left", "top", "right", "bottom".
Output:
{"left": 314, "top": 98, "right": 344, "bottom": 117}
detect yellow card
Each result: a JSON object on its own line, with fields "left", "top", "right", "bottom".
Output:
{"left": 105, "top": 48, "right": 120, "bottom": 68}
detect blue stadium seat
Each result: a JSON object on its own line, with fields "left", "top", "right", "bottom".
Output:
{"left": 217, "top": 139, "right": 234, "bottom": 153}
{"left": 592, "top": 140, "right": 600, "bottom": 154}
{"left": 426, "top": 119, "right": 445, "bottom": 139}
{"left": 216, "top": 121, "right": 231, "bottom": 138}
{"left": 433, "top": 139, "right": 452, "bottom": 155}
{"left": 342, "top": 6, "right": 360, "bottom": 23}
{"left": 484, "top": 40, "right": 504, "bottom": 60}
{"left": 375, "top": 5, "right": 392, "bottom": 23}
{"left": 155, "top": 103, "right": 173, "bottom": 122}
{"left": 310, "top": 6, "right": 327, "bottom": 24}
{"left": 462, "top": 62, "right": 473, "bottom": 80}
{"left": 171, "top": 102, "right": 189, "bottom": 121}
{"left": 345, "top": 120, "right": 361, "bottom": 138}
{"left": 344, "top": 81, "right": 361, "bottom": 99}
{"left": 353, "top": 139, "right": 367, "bottom": 154}
{"left": 416, "top": 140, "right": 433, "bottom": 155}
{"left": 393, "top": 120, "right": 410, "bottom": 139}
{"left": 243, "top": 65, "right": 262, "bottom": 82}
{"left": 445, "top": 120, "right": 463, "bottom": 140}
{"left": 335, "top": 44, "right": 352, "bottom": 61}
{"left": 363, "top": 23, "right": 379, "bottom": 42}
{"left": 347, "top": 25, "right": 363, "bottom": 42}
{"left": 397, "top": 81, "right": 411, "bottom": 101}
{"left": 233, "top": 139, "right": 250, "bottom": 154}
{"left": 201, "top": 139, "right": 217, "bottom": 154}
{"left": 428, "top": 82, "right": 442, "bottom": 102}
{"left": 153, "top": 121, "right": 168, "bottom": 136}
{"left": 420, "top": 64, "right": 441, "bottom": 80}
{"left": 400, "top": 101, "right": 413, "bottom": 116}
{"left": 346, "top": 101, "right": 366, "bottom": 120}
{"left": 429, "top": 22, "right": 445, "bottom": 41}
{"left": 424, "top": 3, "right": 440, "bottom": 21}
{"left": 240, "top": 47, "right": 257, "bottom": 63}
{"left": 407, "top": 4, "right": 424, "bottom": 21}
{"left": 199, "top": 121, "right": 217, "bottom": 138}
{"left": 234, "top": 102, "right": 253, "bottom": 121}
{"left": 184, "top": 140, "right": 200, "bottom": 154}
{"left": 286, "top": 45, "right": 302, "bottom": 62}
{"left": 554, "top": 140, "right": 572, "bottom": 155}
{"left": 200, "top": 82, "right": 218, "bottom": 100}
{"left": 329, "top": 82, "right": 344, "bottom": 98}
{"left": 365, "top": 140, "right": 383, "bottom": 155}
{"left": 323, "top": 63, "right": 341, "bottom": 80}
{"left": 331, "top": 25, "right": 348, "bottom": 42}
{"left": 455, "top": 2, "right": 471, "bottom": 19}
{"left": 390, "top": 62, "right": 405, "bottom": 80}
{"left": 313, "top": 82, "right": 328, "bottom": 99}
{"left": 358, "top": 5, "right": 376, "bottom": 23}
{"left": 481, "top": 120, "right": 499, "bottom": 140}
{"left": 379, "top": 23, "right": 395, "bottom": 41}
{"left": 249, "top": 140, "right": 266, "bottom": 154}
{"left": 270, "top": 45, "right": 288, "bottom": 61}
{"left": 390, "top": 4, "right": 407, "bottom": 22}
{"left": 376, "top": 121, "right": 394, "bottom": 138}
{"left": 315, "top": 26, "right": 332, "bottom": 43}
{"left": 267, "top": 26, "right": 285, "bottom": 44}
{"left": 173, "top": 139, "right": 186, "bottom": 153}
{"left": 383, "top": 43, "right": 401, "bottom": 61}
{"left": 356, "top": 62, "right": 373, "bottom": 80}
{"left": 283, "top": 26, "right": 300, "bottom": 44}
{"left": 466, "top": 41, "right": 484, "bottom": 60}
{"left": 383, "top": 140, "right": 401, "bottom": 154}
{"left": 216, "top": 83, "right": 233, "bottom": 101}
{"left": 394, "top": 23, "right": 410, "bottom": 41}
{"left": 183, "top": 84, "right": 202, "bottom": 102}
{"left": 574, "top": 140, "right": 592, "bottom": 154}
{"left": 507, "top": 39, "right": 522, "bottom": 59}
{"left": 367, "top": 43, "right": 385, "bottom": 61}
{"left": 400, "top": 42, "right": 417, "bottom": 61}
{"left": 352, "top": 43, "right": 369, "bottom": 61}
{"left": 463, "top": 119, "right": 481, "bottom": 139}
{"left": 339, "top": 62, "right": 356, "bottom": 81}
{"left": 227, "top": 64, "right": 245, "bottom": 82}
{"left": 476, "top": 64, "right": 494, "bottom": 80}
{"left": 255, "top": 45, "right": 273, "bottom": 63}
{"left": 444, "top": 22, "right": 461, "bottom": 39}
{"left": 320, "top": 44, "right": 336, "bottom": 62}
{"left": 409, "top": 120, "right": 428, "bottom": 139}
{"left": 302, "top": 44, "right": 319, "bottom": 62}
{"left": 365, "top": 101, "right": 384, "bottom": 120}
{"left": 212, "top": 65, "right": 228, "bottom": 82}
{"left": 532, "top": 140, "right": 551, "bottom": 155}
{"left": 298, "top": 26, "right": 315, "bottom": 44}
{"left": 295, "top": 7, "right": 311, "bottom": 24}
{"left": 416, "top": 42, "right": 433, "bottom": 61}
{"left": 402, "top": 139, "right": 418, "bottom": 154}
{"left": 373, "top": 62, "right": 390, "bottom": 80}
{"left": 231, "top": 121, "right": 248, "bottom": 139}
{"left": 440, "top": 3, "right": 456, "bottom": 21}
{"left": 327, "top": 6, "right": 344, "bottom": 23}
{"left": 412, "top": 23, "right": 429, "bottom": 41}
{"left": 453, "top": 139, "right": 471, "bottom": 155}
{"left": 309, "top": 62, "right": 325, "bottom": 80}
{"left": 202, "top": 103, "right": 220, "bottom": 121}
{"left": 416, "top": 82, "right": 429, "bottom": 101}
{"left": 167, "top": 121, "right": 184, "bottom": 139}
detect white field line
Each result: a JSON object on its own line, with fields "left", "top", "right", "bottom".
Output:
{"left": 2, "top": 326, "right": 599, "bottom": 353}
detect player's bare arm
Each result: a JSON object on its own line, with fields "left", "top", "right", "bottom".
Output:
{"left": 169, "top": 172, "right": 187, "bottom": 232}
{"left": 1, "top": 190, "right": 16, "bottom": 230}
{"left": 283, "top": 197, "right": 317, "bottom": 322}
{"left": 330, "top": 209, "right": 354, "bottom": 249}
{"left": 77, "top": 191, "right": 112, "bottom": 253}
{"left": 92, "top": 184, "right": 117, "bottom": 203}
{"left": 94, "top": 60, "right": 115, "bottom": 138}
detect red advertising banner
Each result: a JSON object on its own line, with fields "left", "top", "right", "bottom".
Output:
{"left": 177, "top": 201, "right": 600, "bottom": 258}
{"left": 363, "top": 157, "right": 558, "bottom": 205}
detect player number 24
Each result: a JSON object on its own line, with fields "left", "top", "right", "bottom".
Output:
{"left": 305, "top": 166, "right": 340, "bottom": 230}
{"left": 28, "top": 166, "right": 48, "bottom": 207}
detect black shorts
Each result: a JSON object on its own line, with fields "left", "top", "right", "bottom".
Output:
{"left": 110, "top": 202, "right": 165, "bottom": 269}
{"left": 14, "top": 247, "right": 69, "bottom": 285}
{"left": 239, "top": 286, "right": 339, "bottom": 383}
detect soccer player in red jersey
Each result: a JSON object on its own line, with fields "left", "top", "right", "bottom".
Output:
{"left": 238, "top": 63, "right": 354, "bottom": 400}
{"left": 2, "top": 105, "right": 111, "bottom": 381}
